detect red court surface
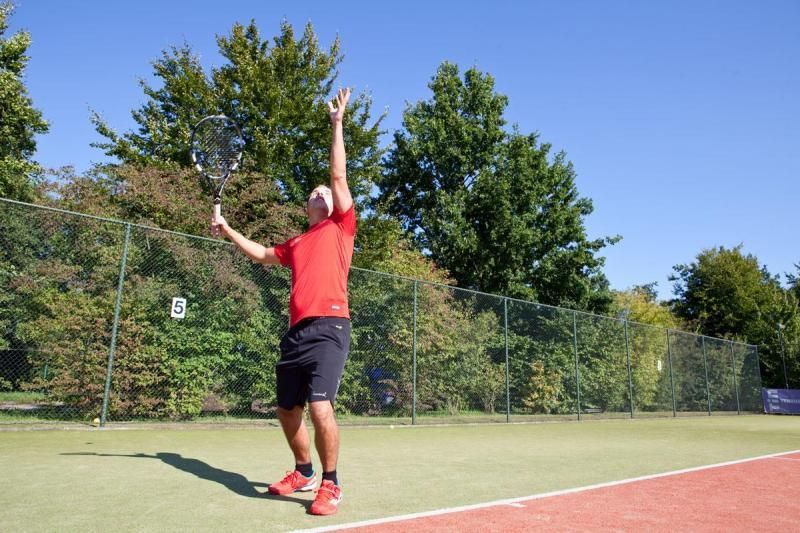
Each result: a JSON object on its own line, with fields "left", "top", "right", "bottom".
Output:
{"left": 330, "top": 451, "right": 800, "bottom": 532}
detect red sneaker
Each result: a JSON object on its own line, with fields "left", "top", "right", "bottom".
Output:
{"left": 268, "top": 470, "right": 316, "bottom": 495}
{"left": 310, "top": 480, "right": 343, "bottom": 516}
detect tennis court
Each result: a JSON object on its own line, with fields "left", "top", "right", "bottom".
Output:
{"left": 2, "top": 415, "right": 798, "bottom": 531}
{"left": 320, "top": 450, "right": 800, "bottom": 532}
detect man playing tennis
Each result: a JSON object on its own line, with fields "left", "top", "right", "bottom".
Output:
{"left": 211, "top": 88, "right": 354, "bottom": 516}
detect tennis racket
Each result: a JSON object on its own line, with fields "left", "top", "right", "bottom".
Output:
{"left": 190, "top": 115, "right": 245, "bottom": 219}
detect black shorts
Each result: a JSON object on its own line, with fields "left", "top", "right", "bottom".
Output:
{"left": 276, "top": 317, "right": 351, "bottom": 409}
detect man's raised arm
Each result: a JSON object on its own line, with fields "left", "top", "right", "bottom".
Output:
{"left": 327, "top": 88, "right": 353, "bottom": 213}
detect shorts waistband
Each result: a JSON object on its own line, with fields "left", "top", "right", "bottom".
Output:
{"left": 290, "top": 316, "right": 351, "bottom": 330}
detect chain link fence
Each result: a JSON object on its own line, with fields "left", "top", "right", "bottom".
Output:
{"left": 0, "top": 198, "right": 764, "bottom": 425}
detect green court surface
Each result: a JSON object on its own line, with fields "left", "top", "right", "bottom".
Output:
{"left": 1, "top": 416, "right": 798, "bottom": 532}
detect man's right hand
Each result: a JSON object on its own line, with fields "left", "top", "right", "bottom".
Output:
{"left": 211, "top": 214, "right": 229, "bottom": 238}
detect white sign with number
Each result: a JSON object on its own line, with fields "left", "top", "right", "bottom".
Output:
{"left": 171, "top": 297, "right": 187, "bottom": 319}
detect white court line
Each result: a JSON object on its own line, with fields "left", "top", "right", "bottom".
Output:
{"left": 768, "top": 456, "right": 800, "bottom": 462}
{"left": 295, "top": 449, "right": 800, "bottom": 533}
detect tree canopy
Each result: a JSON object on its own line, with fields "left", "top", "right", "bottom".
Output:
{"left": 669, "top": 245, "right": 799, "bottom": 387}
{"left": 670, "top": 246, "right": 786, "bottom": 339}
{"left": 0, "top": 2, "right": 49, "bottom": 201}
{"left": 377, "top": 63, "right": 617, "bottom": 313}
{"left": 612, "top": 284, "right": 681, "bottom": 329}
{"left": 93, "top": 20, "right": 384, "bottom": 208}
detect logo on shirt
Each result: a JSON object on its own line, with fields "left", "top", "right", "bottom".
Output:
{"left": 312, "top": 392, "right": 328, "bottom": 398}
{"left": 331, "top": 305, "right": 340, "bottom": 310}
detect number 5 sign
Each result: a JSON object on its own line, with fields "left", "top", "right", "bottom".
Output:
{"left": 171, "top": 297, "right": 187, "bottom": 319}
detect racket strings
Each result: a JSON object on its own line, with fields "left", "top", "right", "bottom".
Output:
{"left": 192, "top": 119, "right": 244, "bottom": 180}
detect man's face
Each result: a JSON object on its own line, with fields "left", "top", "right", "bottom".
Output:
{"left": 307, "top": 186, "right": 333, "bottom": 218}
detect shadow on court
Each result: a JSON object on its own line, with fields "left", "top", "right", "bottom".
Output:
{"left": 61, "top": 451, "right": 311, "bottom": 509}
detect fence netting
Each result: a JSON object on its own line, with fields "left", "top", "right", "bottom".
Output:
{"left": 0, "top": 199, "right": 763, "bottom": 424}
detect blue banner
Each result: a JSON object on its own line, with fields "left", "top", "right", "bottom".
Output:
{"left": 762, "top": 388, "right": 800, "bottom": 414}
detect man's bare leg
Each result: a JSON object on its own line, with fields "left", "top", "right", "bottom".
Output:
{"left": 277, "top": 405, "right": 311, "bottom": 464}
{"left": 309, "top": 401, "right": 339, "bottom": 473}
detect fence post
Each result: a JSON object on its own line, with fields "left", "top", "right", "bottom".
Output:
{"left": 701, "top": 336, "right": 711, "bottom": 416}
{"left": 778, "top": 324, "right": 789, "bottom": 389}
{"left": 729, "top": 341, "right": 740, "bottom": 415}
{"left": 755, "top": 345, "right": 763, "bottom": 393}
{"left": 504, "top": 298, "right": 510, "bottom": 423}
{"left": 624, "top": 318, "right": 634, "bottom": 418}
{"left": 100, "top": 223, "right": 131, "bottom": 427}
{"left": 666, "top": 329, "right": 676, "bottom": 417}
{"left": 412, "top": 280, "right": 417, "bottom": 426}
{"left": 572, "top": 311, "right": 581, "bottom": 421}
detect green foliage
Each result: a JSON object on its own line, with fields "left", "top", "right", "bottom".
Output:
{"left": 51, "top": 164, "right": 305, "bottom": 245}
{"left": 92, "top": 20, "right": 384, "bottom": 209}
{"left": 626, "top": 322, "right": 671, "bottom": 412}
{"left": 377, "top": 62, "right": 617, "bottom": 313}
{"left": 346, "top": 268, "right": 507, "bottom": 417}
{"left": 2, "top": 199, "right": 768, "bottom": 420}
{"left": 0, "top": 2, "right": 49, "bottom": 201}
{"left": 788, "top": 264, "right": 800, "bottom": 302}
{"left": 343, "top": 270, "right": 414, "bottom": 416}
{"left": 669, "top": 245, "right": 799, "bottom": 388}
{"left": 100, "top": 231, "right": 289, "bottom": 419}
{"left": 9, "top": 212, "right": 124, "bottom": 416}
{"left": 505, "top": 305, "right": 576, "bottom": 415}
{"left": 668, "top": 332, "right": 711, "bottom": 411}
{"left": 522, "top": 360, "right": 563, "bottom": 414}
{"left": 671, "top": 246, "right": 780, "bottom": 338}
{"left": 412, "top": 287, "right": 506, "bottom": 414}
{"left": 612, "top": 285, "right": 681, "bottom": 329}
{"left": 608, "top": 286, "right": 682, "bottom": 411}
{"left": 0, "top": 203, "right": 48, "bottom": 388}
{"left": 0, "top": 191, "right": 293, "bottom": 419}
{"left": 353, "top": 215, "right": 454, "bottom": 284}
{"left": 575, "top": 316, "right": 630, "bottom": 412}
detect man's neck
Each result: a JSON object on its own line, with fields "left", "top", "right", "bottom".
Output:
{"left": 308, "top": 214, "right": 327, "bottom": 227}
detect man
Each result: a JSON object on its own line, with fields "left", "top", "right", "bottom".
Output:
{"left": 211, "top": 88, "right": 354, "bottom": 516}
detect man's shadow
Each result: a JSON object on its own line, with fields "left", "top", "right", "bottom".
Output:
{"left": 62, "top": 452, "right": 310, "bottom": 509}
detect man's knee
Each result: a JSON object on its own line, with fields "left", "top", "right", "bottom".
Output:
{"left": 277, "top": 405, "right": 303, "bottom": 422}
{"left": 309, "top": 401, "right": 335, "bottom": 426}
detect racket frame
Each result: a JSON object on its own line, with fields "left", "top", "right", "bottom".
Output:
{"left": 189, "top": 114, "right": 244, "bottom": 218}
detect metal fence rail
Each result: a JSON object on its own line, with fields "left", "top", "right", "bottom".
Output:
{"left": 0, "top": 198, "right": 763, "bottom": 425}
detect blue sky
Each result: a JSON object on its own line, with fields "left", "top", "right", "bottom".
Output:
{"left": 10, "top": 0, "right": 800, "bottom": 300}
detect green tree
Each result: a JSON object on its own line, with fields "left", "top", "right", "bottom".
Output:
{"left": 787, "top": 264, "right": 800, "bottom": 303}
{"left": 2, "top": 185, "right": 296, "bottom": 419}
{"left": 93, "top": 20, "right": 384, "bottom": 208}
{"left": 785, "top": 265, "right": 800, "bottom": 388}
{"left": 669, "top": 245, "right": 799, "bottom": 388}
{"left": 506, "top": 304, "right": 578, "bottom": 416}
{"left": 611, "top": 286, "right": 682, "bottom": 413}
{"left": 0, "top": 2, "right": 49, "bottom": 201}
{"left": 353, "top": 215, "right": 454, "bottom": 284}
{"left": 612, "top": 284, "right": 681, "bottom": 329}
{"left": 670, "top": 246, "right": 783, "bottom": 338}
{"left": 51, "top": 164, "right": 305, "bottom": 246}
{"left": 377, "top": 62, "right": 617, "bottom": 313}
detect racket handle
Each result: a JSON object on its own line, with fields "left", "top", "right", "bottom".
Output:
{"left": 213, "top": 202, "right": 221, "bottom": 219}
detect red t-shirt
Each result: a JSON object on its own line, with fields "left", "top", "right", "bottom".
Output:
{"left": 273, "top": 205, "right": 356, "bottom": 326}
